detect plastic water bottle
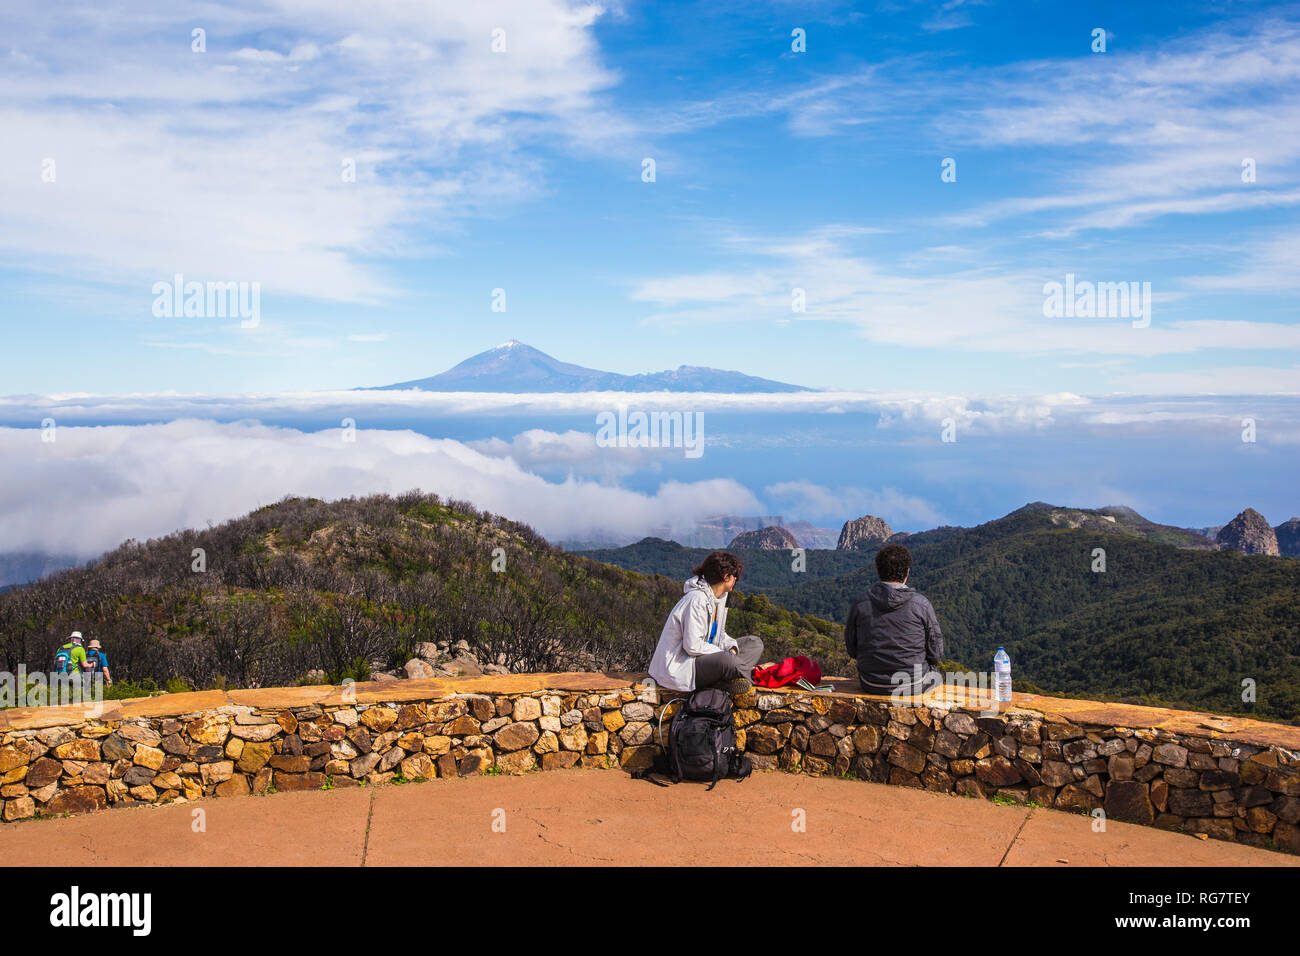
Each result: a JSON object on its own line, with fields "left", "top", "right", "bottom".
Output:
{"left": 993, "top": 647, "right": 1012, "bottom": 702}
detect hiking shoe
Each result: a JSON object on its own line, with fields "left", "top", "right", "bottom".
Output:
{"left": 723, "top": 677, "right": 752, "bottom": 696}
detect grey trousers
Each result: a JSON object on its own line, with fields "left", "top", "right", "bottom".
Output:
{"left": 694, "top": 635, "right": 765, "bottom": 689}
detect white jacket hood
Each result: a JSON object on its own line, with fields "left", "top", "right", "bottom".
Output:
{"left": 685, "top": 574, "right": 718, "bottom": 597}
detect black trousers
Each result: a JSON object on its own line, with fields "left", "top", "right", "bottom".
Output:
{"left": 693, "top": 635, "right": 764, "bottom": 689}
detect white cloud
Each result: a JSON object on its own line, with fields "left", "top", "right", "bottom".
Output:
{"left": 6, "top": 388, "right": 1296, "bottom": 436}
{"left": 0, "top": 0, "right": 621, "bottom": 305}
{"left": 630, "top": 227, "right": 1300, "bottom": 358}
{"left": 467, "top": 427, "right": 663, "bottom": 476}
{"left": 630, "top": 271, "right": 778, "bottom": 305}
{"left": 1182, "top": 232, "right": 1300, "bottom": 294}
{"left": 0, "top": 387, "right": 1113, "bottom": 439}
{"left": 1099, "top": 366, "right": 1300, "bottom": 396}
{"left": 725, "top": 17, "right": 1300, "bottom": 235}
{"left": 0, "top": 420, "right": 761, "bottom": 558}
{"left": 937, "top": 20, "right": 1300, "bottom": 233}
{"left": 2, "top": 392, "right": 1297, "bottom": 558}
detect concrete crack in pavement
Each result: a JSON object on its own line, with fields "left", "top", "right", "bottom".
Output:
{"left": 80, "top": 836, "right": 104, "bottom": 865}
{"left": 523, "top": 813, "right": 616, "bottom": 863}
{"left": 359, "top": 789, "right": 377, "bottom": 867}
{"left": 998, "top": 808, "right": 1034, "bottom": 867}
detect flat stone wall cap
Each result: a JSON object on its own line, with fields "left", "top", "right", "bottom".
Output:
{"left": 440, "top": 672, "right": 636, "bottom": 694}
{"left": 767, "top": 681, "right": 1012, "bottom": 711}
{"left": 117, "top": 691, "right": 229, "bottom": 719}
{"left": 820, "top": 680, "right": 977, "bottom": 706}
{"left": 606, "top": 672, "right": 653, "bottom": 686}
{"left": 226, "top": 686, "right": 335, "bottom": 709}
{"left": 305, "top": 672, "right": 641, "bottom": 705}
{"left": 766, "top": 678, "right": 859, "bottom": 697}
{"left": 318, "top": 678, "right": 454, "bottom": 706}
{"left": 1014, "top": 698, "right": 1300, "bottom": 751}
{"left": 544, "top": 672, "right": 643, "bottom": 692}
{"left": 5, "top": 702, "right": 123, "bottom": 730}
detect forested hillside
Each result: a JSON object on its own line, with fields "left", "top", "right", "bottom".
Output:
{"left": 576, "top": 537, "right": 872, "bottom": 588}
{"left": 5, "top": 494, "right": 1294, "bottom": 723}
{"left": 0, "top": 494, "right": 840, "bottom": 695}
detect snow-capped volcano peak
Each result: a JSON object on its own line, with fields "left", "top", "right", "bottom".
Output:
{"left": 370, "top": 341, "right": 810, "bottom": 393}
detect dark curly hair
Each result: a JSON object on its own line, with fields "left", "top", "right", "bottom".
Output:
{"left": 693, "top": 551, "right": 743, "bottom": 586}
{"left": 875, "top": 543, "right": 911, "bottom": 583}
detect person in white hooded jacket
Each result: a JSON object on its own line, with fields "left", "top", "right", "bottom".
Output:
{"left": 648, "top": 551, "right": 764, "bottom": 694}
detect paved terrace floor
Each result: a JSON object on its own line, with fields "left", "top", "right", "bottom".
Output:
{"left": 1, "top": 769, "right": 1294, "bottom": 867}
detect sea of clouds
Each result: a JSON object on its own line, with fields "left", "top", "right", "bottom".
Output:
{"left": 2, "top": 389, "right": 1298, "bottom": 561}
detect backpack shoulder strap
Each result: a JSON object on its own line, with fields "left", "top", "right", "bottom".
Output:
{"left": 631, "top": 751, "right": 674, "bottom": 786}
{"left": 707, "top": 736, "right": 728, "bottom": 791}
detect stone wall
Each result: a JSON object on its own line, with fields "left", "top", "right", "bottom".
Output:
{"left": 1, "top": 674, "right": 1297, "bottom": 855}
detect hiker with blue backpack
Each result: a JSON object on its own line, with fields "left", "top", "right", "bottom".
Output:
{"left": 54, "top": 631, "right": 89, "bottom": 677}
{"left": 85, "top": 639, "right": 113, "bottom": 687}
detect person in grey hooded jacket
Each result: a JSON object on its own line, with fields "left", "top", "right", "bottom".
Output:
{"left": 844, "top": 543, "right": 942, "bottom": 696}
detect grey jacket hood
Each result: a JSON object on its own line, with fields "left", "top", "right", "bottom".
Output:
{"left": 868, "top": 581, "right": 915, "bottom": 612}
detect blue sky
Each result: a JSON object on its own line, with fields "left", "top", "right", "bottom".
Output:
{"left": 3, "top": 0, "right": 1299, "bottom": 396}
{"left": 1, "top": 2, "right": 1299, "bottom": 563}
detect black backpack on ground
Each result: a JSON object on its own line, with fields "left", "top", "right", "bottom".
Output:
{"left": 633, "top": 688, "right": 753, "bottom": 790}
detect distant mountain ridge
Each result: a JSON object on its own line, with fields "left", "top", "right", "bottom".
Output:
{"left": 5, "top": 503, "right": 1294, "bottom": 590}
{"left": 580, "top": 502, "right": 1232, "bottom": 591}
{"left": 1277, "top": 518, "right": 1300, "bottom": 557}
{"left": 367, "top": 340, "right": 811, "bottom": 393}
{"left": 0, "top": 552, "right": 85, "bottom": 590}
{"left": 599, "top": 502, "right": 1277, "bottom": 557}
{"left": 578, "top": 500, "right": 1300, "bottom": 722}
{"left": 669, "top": 515, "right": 838, "bottom": 550}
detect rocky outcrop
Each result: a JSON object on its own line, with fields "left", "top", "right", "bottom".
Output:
{"left": 1275, "top": 518, "right": 1300, "bottom": 558}
{"left": 1217, "top": 509, "right": 1280, "bottom": 556}
{"left": 836, "top": 515, "right": 893, "bottom": 551}
{"left": 727, "top": 526, "right": 800, "bottom": 550}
